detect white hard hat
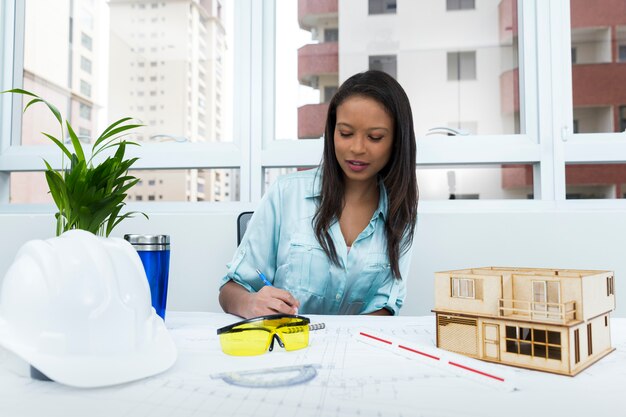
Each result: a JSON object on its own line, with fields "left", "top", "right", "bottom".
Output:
{"left": 0, "top": 230, "right": 177, "bottom": 388}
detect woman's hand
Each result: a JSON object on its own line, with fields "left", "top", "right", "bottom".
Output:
{"left": 244, "top": 286, "right": 300, "bottom": 318}
{"left": 219, "top": 280, "right": 300, "bottom": 319}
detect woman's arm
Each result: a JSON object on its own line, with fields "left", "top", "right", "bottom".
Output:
{"left": 219, "top": 280, "right": 300, "bottom": 319}
{"left": 366, "top": 308, "right": 392, "bottom": 316}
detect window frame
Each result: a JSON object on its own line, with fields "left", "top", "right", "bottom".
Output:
{"left": 1, "top": 0, "right": 626, "bottom": 212}
{"left": 451, "top": 277, "right": 475, "bottom": 299}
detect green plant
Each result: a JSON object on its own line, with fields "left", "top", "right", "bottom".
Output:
{"left": 3, "top": 88, "right": 148, "bottom": 237}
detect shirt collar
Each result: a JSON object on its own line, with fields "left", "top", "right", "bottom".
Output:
{"left": 305, "top": 169, "right": 388, "bottom": 221}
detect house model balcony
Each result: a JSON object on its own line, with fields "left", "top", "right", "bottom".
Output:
{"left": 433, "top": 267, "right": 616, "bottom": 376}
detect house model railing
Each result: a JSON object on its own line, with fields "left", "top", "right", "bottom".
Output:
{"left": 499, "top": 299, "right": 577, "bottom": 324}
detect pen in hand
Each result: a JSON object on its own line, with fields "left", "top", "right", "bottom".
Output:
{"left": 255, "top": 268, "right": 273, "bottom": 286}
{"left": 255, "top": 268, "right": 298, "bottom": 315}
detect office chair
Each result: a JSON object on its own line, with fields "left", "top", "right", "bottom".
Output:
{"left": 237, "top": 211, "right": 254, "bottom": 246}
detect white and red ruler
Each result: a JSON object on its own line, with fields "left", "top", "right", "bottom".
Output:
{"left": 355, "top": 328, "right": 518, "bottom": 392}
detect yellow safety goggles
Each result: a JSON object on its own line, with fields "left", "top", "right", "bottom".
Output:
{"left": 217, "top": 314, "right": 325, "bottom": 356}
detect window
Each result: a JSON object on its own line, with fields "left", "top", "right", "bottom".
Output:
{"left": 451, "top": 277, "right": 475, "bottom": 299}
{"left": 446, "top": 0, "right": 475, "bottom": 11}
{"left": 574, "top": 329, "right": 580, "bottom": 363}
{"left": 369, "top": 55, "right": 397, "bottom": 79}
{"left": 81, "top": 32, "right": 92, "bottom": 51}
{"left": 607, "top": 276, "right": 615, "bottom": 296}
{"left": 80, "top": 80, "right": 91, "bottom": 97}
{"left": 79, "top": 127, "right": 91, "bottom": 138}
{"left": 505, "top": 326, "right": 562, "bottom": 360}
{"left": 3, "top": 1, "right": 626, "bottom": 206}
{"left": 324, "top": 86, "right": 338, "bottom": 103}
{"left": 79, "top": 103, "right": 92, "bottom": 120}
{"left": 620, "top": 107, "right": 626, "bottom": 132}
{"left": 80, "top": 56, "right": 92, "bottom": 74}
{"left": 447, "top": 51, "right": 476, "bottom": 81}
{"left": 587, "top": 323, "right": 593, "bottom": 355}
{"left": 619, "top": 45, "right": 626, "bottom": 62}
{"left": 324, "top": 28, "right": 338, "bottom": 42}
{"left": 368, "top": 0, "right": 396, "bottom": 15}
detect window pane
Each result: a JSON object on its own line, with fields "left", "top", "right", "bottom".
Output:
{"left": 289, "top": 1, "right": 520, "bottom": 141}
{"left": 570, "top": 5, "right": 626, "bottom": 134}
{"left": 505, "top": 325, "right": 516, "bottom": 339}
{"left": 20, "top": 0, "right": 234, "bottom": 147}
{"left": 534, "top": 343, "right": 547, "bottom": 358}
{"left": 505, "top": 340, "right": 518, "bottom": 353}
{"left": 369, "top": 0, "right": 397, "bottom": 15}
{"left": 417, "top": 164, "right": 534, "bottom": 200}
{"left": 548, "top": 346, "right": 561, "bottom": 360}
{"left": 263, "top": 167, "right": 318, "bottom": 194}
{"left": 369, "top": 55, "right": 397, "bottom": 79}
{"left": 9, "top": 172, "right": 53, "bottom": 204}
{"left": 565, "top": 163, "right": 626, "bottom": 199}
{"left": 128, "top": 169, "right": 240, "bottom": 202}
{"left": 277, "top": 0, "right": 325, "bottom": 140}
{"left": 519, "top": 341, "right": 532, "bottom": 356}
{"left": 547, "top": 331, "right": 561, "bottom": 345}
{"left": 533, "top": 329, "right": 546, "bottom": 343}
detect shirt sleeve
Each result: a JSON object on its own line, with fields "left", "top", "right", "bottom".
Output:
{"left": 220, "top": 179, "right": 282, "bottom": 292}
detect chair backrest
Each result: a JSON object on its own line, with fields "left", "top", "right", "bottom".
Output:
{"left": 237, "top": 211, "right": 254, "bottom": 246}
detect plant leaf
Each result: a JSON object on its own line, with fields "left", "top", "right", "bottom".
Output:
{"left": 2, "top": 89, "right": 63, "bottom": 126}
{"left": 65, "top": 121, "right": 85, "bottom": 162}
{"left": 41, "top": 133, "right": 72, "bottom": 159}
{"left": 93, "top": 118, "right": 140, "bottom": 149}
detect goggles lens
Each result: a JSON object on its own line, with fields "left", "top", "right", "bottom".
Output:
{"left": 217, "top": 315, "right": 322, "bottom": 356}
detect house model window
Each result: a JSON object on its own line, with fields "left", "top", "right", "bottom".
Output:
{"left": 451, "top": 277, "right": 475, "bottom": 299}
{"left": 434, "top": 267, "right": 616, "bottom": 376}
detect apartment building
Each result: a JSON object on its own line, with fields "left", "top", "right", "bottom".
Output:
{"left": 298, "top": 0, "right": 626, "bottom": 199}
{"left": 108, "top": 0, "right": 237, "bottom": 202}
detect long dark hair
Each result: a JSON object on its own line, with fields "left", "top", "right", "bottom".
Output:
{"left": 313, "top": 70, "right": 418, "bottom": 279}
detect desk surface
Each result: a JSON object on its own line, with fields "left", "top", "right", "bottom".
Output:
{"left": 1, "top": 312, "right": 625, "bottom": 417}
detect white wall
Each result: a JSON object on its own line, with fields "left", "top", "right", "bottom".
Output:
{"left": 0, "top": 208, "right": 624, "bottom": 317}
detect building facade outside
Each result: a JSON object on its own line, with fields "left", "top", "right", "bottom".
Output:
{"left": 297, "top": 0, "right": 626, "bottom": 199}
{"left": 12, "top": 0, "right": 238, "bottom": 203}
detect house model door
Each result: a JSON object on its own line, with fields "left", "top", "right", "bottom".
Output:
{"left": 483, "top": 323, "right": 500, "bottom": 360}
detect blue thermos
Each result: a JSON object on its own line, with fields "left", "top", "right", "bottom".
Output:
{"left": 124, "top": 234, "right": 170, "bottom": 320}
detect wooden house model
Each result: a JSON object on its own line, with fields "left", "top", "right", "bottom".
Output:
{"left": 433, "top": 267, "right": 616, "bottom": 376}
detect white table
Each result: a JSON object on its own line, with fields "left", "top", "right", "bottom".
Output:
{"left": 0, "top": 312, "right": 624, "bottom": 417}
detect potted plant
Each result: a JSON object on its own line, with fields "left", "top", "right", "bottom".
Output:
{"left": 2, "top": 88, "right": 147, "bottom": 236}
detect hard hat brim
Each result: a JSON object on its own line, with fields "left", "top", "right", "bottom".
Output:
{"left": 0, "top": 314, "right": 177, "bottom": 388}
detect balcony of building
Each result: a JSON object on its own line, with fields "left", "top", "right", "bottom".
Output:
{"left": 572, "top": 63, "right": 626, "bottom": 106}
{"left": 498, "top": 0, "right": 518, "bottom": 44}
{"left": 501, "top": 62, "right": 626, "bottom": 114}
{"left": 298, "top": 102, "right": 329, "bottom": 139}
{"left": 298, "top": 42, "right": 339, "bottom": 88}
{"left": 298, "top": 0, "right": 338, "bottom": 31}
{"left": 499, "top": 298, "right": 578, "bottom": 325}
{"left": 570, "top": 0, "right": 626, "bottom": 29}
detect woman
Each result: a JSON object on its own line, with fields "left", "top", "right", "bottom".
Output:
{"left": 219, "top": 70, "right": 418, "bottom": 317}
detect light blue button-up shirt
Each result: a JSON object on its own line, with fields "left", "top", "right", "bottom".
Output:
{"left": 221, "top": 168, "right": 412, "bottom": 315}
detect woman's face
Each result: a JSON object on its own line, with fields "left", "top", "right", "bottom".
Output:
{"left": 333, "top": 95, "right": 394, "bottom": 186}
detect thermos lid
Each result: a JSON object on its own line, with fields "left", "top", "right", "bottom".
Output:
{"left": 124, "top": 234, "right": 170, "bottom": 251}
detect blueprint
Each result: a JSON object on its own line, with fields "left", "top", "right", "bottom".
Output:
{"left": 0, "top": 313, "right": 625, "bottom": 417}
